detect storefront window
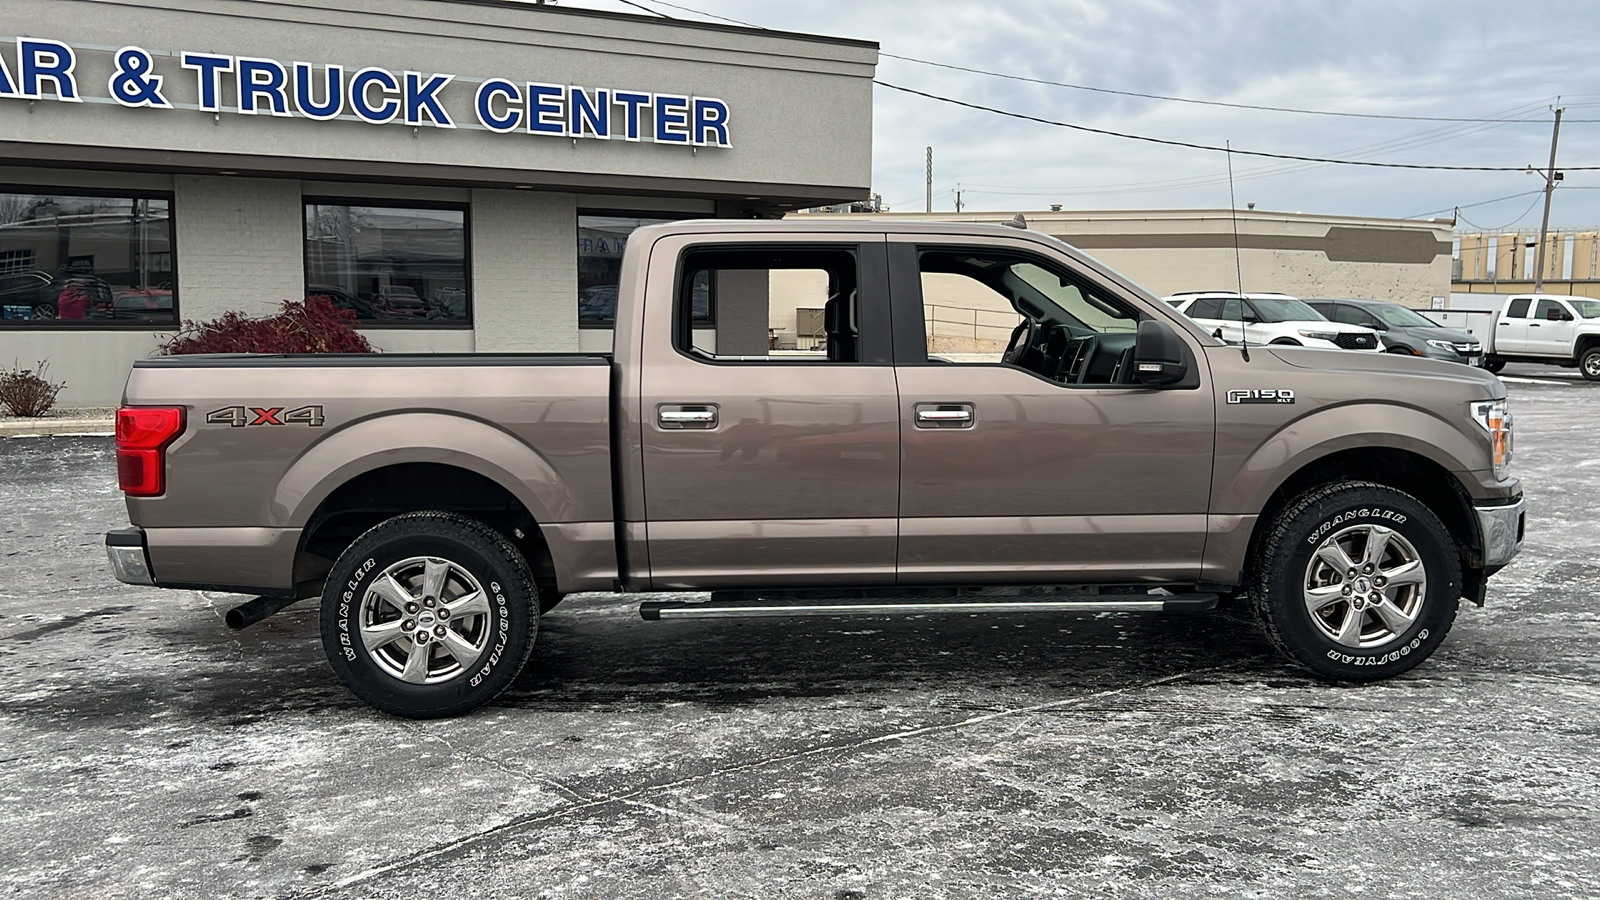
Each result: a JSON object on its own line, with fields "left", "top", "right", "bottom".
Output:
{"left": 304, "top": 201, "right": 469, "bottom": 325}
{"left": 579, "top": 214, "right": 711, "bottom": 326}
{"left": 0, "top": 190, "right": 175, "bottom": 327}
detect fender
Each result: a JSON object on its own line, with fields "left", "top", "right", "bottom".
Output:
{"left": 1215, "top": 401, "right": 1488, "bottom": 516}
{"left": 271, "top": 411, "right": 578, "bottom": 529}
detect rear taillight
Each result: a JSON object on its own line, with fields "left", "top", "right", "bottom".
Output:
{"left": 116, "top": 407, "right": 185, "bottom": 496}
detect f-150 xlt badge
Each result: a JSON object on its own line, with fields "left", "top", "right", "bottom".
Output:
{"left": 206, "top": 405, "right": 325, "bottom": 427}
{"left": 1227, "top": 389, "right": 1295, "bottom": 404}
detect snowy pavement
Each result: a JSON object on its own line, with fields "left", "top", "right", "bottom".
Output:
{"left": 0, "top": 373, "right": 1595, "bottom": 899}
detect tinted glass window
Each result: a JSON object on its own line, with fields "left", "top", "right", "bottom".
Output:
{"left": 1250, "top": 297, "right": 1322, "bottom": 322}
{"left": 305, "top": 202, "right": 468, "bottom": 325}
{"left": 579, "top": 214, "right": 711, "bottom": 327}
{"left": 1330, "top": 304, "right": 1369, "bottom": 326}
{"left": 678, "top": 247, "right": 860, "bottom": 363}
{"left": 1506, "top": 298, "right": 1530, "bottom": 318}
{"left": 1372, "top": 304, "right": 1437, "bottom": 327}
{"left": 0, "top": 191, "right": 175, "bottom": 327}
{"left": 1187, "top": 298, "right": 1221, "bottom": 318}
{"left": 1219, "top": 298, "right": 1243, "bottom": 321}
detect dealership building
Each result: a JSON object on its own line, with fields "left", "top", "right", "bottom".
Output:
{"left": 0, "top": 0, "right": 877, "bottom": 405}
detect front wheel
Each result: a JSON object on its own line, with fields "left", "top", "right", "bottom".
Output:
{"left": 321, "top": 511, "right": 538, "bottom": 718}
{"left": 1250, "top": 481, "right": 1460, "bottom": 680}
{"left": 1580, "top": 346, "right": 1600, "bottom": 381}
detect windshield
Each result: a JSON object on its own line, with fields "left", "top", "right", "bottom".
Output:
{"left": 1372, "top": 304, "right": 1439, "bottom": 327}
{"left": 1570, "top": 299, "right": 1600, "bottom": 318}
{"left": 1251, "top": 297, "right": 1324, "bottom": 323}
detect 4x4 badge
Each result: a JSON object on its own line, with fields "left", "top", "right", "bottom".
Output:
{"left": 206, "top": 405, "right": 326, "bottom": 427}
{"left": 1227, "top": 389, "right": 1295, "bottom": 404}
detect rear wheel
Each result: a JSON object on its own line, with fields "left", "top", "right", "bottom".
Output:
{"left": 321, "top": 511, "right": 538, "bottom": 718}
{"left": 1251, "top": 482, "right": 1459, "bottom": 680}
{"left": 1580, "top": 346, "right": 1600, "bottom": 381}
{"left": 1483, "top": 356, "right": 1506, "bottom": 373}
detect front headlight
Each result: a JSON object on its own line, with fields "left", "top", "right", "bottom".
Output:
{"left": 1470, "top": 399, "right": 1513, "bottom": 480}
{"left": 1297, "top": 329, "right": 1339, "bottom": 341}
{"left": 1426, "top": 339, "right": 1458, "bottom": 352}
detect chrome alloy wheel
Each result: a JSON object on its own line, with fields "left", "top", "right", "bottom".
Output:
{"left": 1584, "top": 351, "right": 1600, "bottom": 379}
{"left": 1303, "top": 524, "right": 1428, "bottom": 648}
{"left": 359, "top": 556, "right": 493, "bottom": 684}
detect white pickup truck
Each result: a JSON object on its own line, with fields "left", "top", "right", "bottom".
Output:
{"left": 1480, "top": 294, "right": 1600, "bottom": 380}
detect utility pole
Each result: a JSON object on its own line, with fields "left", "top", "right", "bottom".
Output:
{"left": 955, "top": 184, "right": 964, "bottom": 213}
{"left": 925, "top": 146, "right": 933, "bottom": 213}
{"left": 1532, "top": 105, "right": 1564, "bottom": 293}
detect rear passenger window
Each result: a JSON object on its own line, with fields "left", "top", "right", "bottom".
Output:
{"left": 1506, "top": 298, "right": 1530, "bottom": 318}
{"left": 1331, "top": 305, "right": 1368, "bottom": 326}
{"left": 676, "top": 247, "right": 864, "bottom": 363}
{"left": 1188, "top": 298, "right": 1221, "bottom": 318}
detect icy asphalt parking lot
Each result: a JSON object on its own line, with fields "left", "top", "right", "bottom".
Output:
{"left": 1, "top": 366, "right": 1596, "bottom": 899}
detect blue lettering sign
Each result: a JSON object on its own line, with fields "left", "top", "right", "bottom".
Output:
{"left": 569, "top": 86, "right": 609, "bottom": 139}
{"left": 526, "top": 82, "right": 565, "bottom": 135}
{"left": 613, "top": 91, "right": 651, "bottom": 141}
{"left": 404, "top": 71, "right": 454, "bottom": 128}
{"left": 0, "top": 48, "right": 15, "bottom": 96}
{"left": 18, "top": 39, "right": 80, "bottom": 102}
{"left": 181, "top": 52, "right": 233, "bottom": 112}
{"left": 654, "top": 93, "right": 690, "bottom": 143}
{"left": 293, "top": 63, "right": 344, "bottom": 120}
{"left": 692, "top": 97, "right": 730, "bottom": 147}
{"left": 109, "top": 47, "right": 171, "bottom": 108}
{"left": 236, "top": 57, "right": 291, "bottom": 116}
{"left": 475, "top": 79, "right": 522, "bottom": 132}
{"left": 349, "top": 67, "right": 401, "bottom": 124}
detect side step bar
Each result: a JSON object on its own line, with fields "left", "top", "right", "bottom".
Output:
{"left": 639, "top": 593, "right": 1218, "bottom": 621}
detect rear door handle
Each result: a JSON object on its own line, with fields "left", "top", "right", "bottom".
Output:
{"left": 914, "top": 403, "right": 974, "bottom": 428}
{"left": 658, "top": 404, "right": 719, "bottom": 429}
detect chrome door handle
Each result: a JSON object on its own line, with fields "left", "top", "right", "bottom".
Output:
{"left": 658, "top": 405, "right": 718, "bottom": 429}
{"left": 914, "top": 403, "right": 974, "bottom": 428}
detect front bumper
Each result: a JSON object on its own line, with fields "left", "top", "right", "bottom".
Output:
{"left": 1475, "top": 496, "right": 1526, "bottom": 567}
{"left": 105, "top": 527, "right": 155, "bottom": 586}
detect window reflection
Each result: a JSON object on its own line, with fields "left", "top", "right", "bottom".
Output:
{"left": 304, "top": 202, "right": 469, "bottom": 325}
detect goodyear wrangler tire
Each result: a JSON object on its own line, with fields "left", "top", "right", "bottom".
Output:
{"left": 320, "top": 511, "right": 538, "bottom": 718}
{"left": 1251, "top": 481, "right": 1459, "bottom": 681}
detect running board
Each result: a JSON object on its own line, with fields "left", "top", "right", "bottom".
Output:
{"left": 639, "top": 594, "right": 1218, "bottom": 621}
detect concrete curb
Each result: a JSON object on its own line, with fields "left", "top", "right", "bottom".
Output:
{"left": 0, "top": 418, "right": 115, "bottom": 437}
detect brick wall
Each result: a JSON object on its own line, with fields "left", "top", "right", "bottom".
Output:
{"left": 173, "top": 175, "right": 304, "bottom": 320}
{"left": 471, "top": 189, "right": 578, "bottom": 352}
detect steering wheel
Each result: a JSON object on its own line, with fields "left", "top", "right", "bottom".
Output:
{"left": 1002, "top": 319, "right": 1040, "bottom": 368}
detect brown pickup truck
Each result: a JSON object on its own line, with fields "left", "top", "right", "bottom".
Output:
{"left": 106, "top": 220, "right": 1525, "bottom": 717}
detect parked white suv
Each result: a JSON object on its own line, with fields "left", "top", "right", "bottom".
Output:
{"left": 1166, "top": 291, "right": 1383, "bottom": 352}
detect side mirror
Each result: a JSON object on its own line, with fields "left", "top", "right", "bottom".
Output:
{"left": 1134, "top": 320, "right": 1188, "bottom": 386}
{"left": 1547, "top": 308, "right": 1562, "bottom": 321}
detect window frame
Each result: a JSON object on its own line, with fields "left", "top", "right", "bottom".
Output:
{"left": 577, "top": 209, "right": 710, "bottom": 329}
{"left": 0, "top": 183, "right": 180, "bottom": 331}
{"left": 301, "top": 196, "right": 473, "bottom": 330}
{"left": 669, "top": 242, "right": 889, "bottom": 367}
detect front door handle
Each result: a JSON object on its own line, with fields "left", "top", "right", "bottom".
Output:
{"left": 658, "top": 404, "right": 719, "bottom": 429}
{"left": 914, "top": 403, "right": 974, "bottom": 428}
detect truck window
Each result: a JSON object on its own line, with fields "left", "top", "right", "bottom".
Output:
{"left": 1506, "top": 298, "right": 1531, "bottom": 318}
{"left": 916, "top": 248, "right": 1142, "bottom": 383}
{"left": 677, "top": 247, "right": 863, "bottom": 363}
{"left": 1533, "top": 299, "right": 1565, "bottom": 320}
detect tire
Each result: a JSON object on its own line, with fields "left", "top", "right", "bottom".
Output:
{"left": 1250, "top": 481, "right": 1459, "bottom": 681}
{"left": 321, "top": 511, "right": 538, "bottom": 718}
{"left": 1483, "top": 356, "right": 1506, "bottom": 373}
{"left": 1385, "top": 345, "right": 1415, "bottom": 355}
{"left": 1580, "top": 345, "right": 1600, "bottom": 382}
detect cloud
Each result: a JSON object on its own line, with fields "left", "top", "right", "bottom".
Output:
{"left": 575, "top": 0, "right": 1600, "bottom": 225}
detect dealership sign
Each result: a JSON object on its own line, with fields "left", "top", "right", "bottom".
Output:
{"left": 0, "top": 37, "right": 732, "bottom": 146}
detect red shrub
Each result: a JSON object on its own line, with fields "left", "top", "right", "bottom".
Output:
{"left": 159, "top": 296, "right": 374, "bottom": 355}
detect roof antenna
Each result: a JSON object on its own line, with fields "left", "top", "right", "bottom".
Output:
{"left": 1226, "top": 140, "right": 1250, "bottom": 362}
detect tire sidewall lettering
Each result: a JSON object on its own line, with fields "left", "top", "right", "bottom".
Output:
{"left": 1323, "top": 628, "right": 1431, "bottom": 667}
{"left": 1306, "top": 507, "right": 1408, "bottom": 546}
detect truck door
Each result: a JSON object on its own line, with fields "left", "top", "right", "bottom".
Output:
{"left": 1530, "top": 298, "right": 1577, "bottom": 356}
{"left": 1495, "top": 297, "right": 1533, "bottom": 353}
{"left": 632, "top": 234, "right": 900, "bottom": 588}
{"left": 888, "top": 237, "right": 1215, "bottom": 583}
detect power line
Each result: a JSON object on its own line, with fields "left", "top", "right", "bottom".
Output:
{"left": 1407, "top": 189, "right": 1545, "bottom": 219}
{"left": 1456, "top": 194, "right": 1544, "bottom": 231}
{"left": 880, "top": 53, "right": 1560, "bottom": 124}
{"left": 874, "top": 81, "right": 1600, "bottom": 171}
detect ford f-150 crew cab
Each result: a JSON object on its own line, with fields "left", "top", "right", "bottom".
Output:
{"left": 1477, "top": 293, "right": 1600, "bottom": 379}
{"left": 105, "top": 220, "right": 1526, "bottom": 718}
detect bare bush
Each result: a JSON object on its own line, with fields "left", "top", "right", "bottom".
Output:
{"left": 0, "top": 360, "right": 67, "bottom": 417}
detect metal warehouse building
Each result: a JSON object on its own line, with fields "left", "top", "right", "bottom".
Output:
{"left": 0, "top": 0, "right": 877, "bottom": 405}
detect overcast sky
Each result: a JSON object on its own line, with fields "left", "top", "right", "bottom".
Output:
{"left": 564, "top": 0, "right": 1600, "bottom": 230}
